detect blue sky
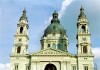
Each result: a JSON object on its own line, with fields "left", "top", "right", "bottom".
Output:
{"left": 0, "top": 0, "right": 100, "bottom": 70}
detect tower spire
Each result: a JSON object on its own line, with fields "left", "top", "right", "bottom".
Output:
{"left": 19, "top": 8, "right": 28, "bottom": 22}
{"left": 78, "top": 6, "right": 86, "bottom": 19}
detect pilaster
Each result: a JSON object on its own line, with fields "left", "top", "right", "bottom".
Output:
{"left": 61, "top": 61, "right": 67, "bottom": 70}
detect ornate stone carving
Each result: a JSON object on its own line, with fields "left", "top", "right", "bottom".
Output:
{"left": 31, "top": 48, "right": 72, "bottom": 56}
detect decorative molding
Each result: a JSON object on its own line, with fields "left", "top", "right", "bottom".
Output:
{"left": 31, "top": 48, "right": 73, "bottom": 57}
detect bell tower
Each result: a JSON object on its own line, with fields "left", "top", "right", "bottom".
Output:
{"left": 11, "top": 8, "right": 29, "bottom": 55}
{"left": 76, "top": 6, "right": 93, "bottom": 55}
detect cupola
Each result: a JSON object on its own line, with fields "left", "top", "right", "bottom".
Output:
{"left": 44, "top": 11, "right": 66, "bottom": 36}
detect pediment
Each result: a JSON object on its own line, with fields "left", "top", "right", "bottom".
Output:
{"left": 31, "top": 48, "right": 73, "bottom": 56}
{"left": 80, "top": 42, "right": 89, "bottom": 46}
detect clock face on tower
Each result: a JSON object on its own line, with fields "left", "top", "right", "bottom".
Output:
{"left": 82, "top": 37, "right": 86, "bottom": 42}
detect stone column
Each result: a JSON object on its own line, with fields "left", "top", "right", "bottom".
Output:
{"left": 37, "top": 61, "right": 40, "bottom": 70}
{"left": 61, "top": 61, "right": 67, "bottom": 70}
{"left": 67, "top": 61, "right": 71, "bottom": 70}
{"left": 31, "top": 62, "right": 36, "bottom": 70}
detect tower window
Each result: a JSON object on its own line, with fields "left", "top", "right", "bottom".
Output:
{"left": 52, "top": 43, "right": 56, "bottom": 49}
{"left": 82, "top": 25, "right": 86, "bottom": 32}
{"left": 41, "top": 44, "right": 44, "bottom": 49}
{"left": 48, "top": 44, "right": 50, "bottom": 47}
{"left": 20, "top": 27, "right": 23, "bottom": 33}
{"left": 54, "top": 15, "right": 57, "bottom": 18}
{"left": 17, "top": 46, "right": 21, "bottom": 53}
{"left": 64, "top": 44, "right": 67, "bottom": 51}
{"left": 83, "top": 46, "right": 87, "bottom": 53}
{"left": 72, "top": 66, "right": 76, "bottom": 70}
{"left": 42, "top": 44, "right": 44, "bottom": 47}
{"left": 15, "top": 64, "right": 18, "bottom": 70}
{"left": 84, "top": 66, "right": 88, "bottom": 70}
{"left": 58, "top": 44, "right": 61, "bottom": 50}
{"left": 18, "top": 38, "right": 22, "bottom": 42}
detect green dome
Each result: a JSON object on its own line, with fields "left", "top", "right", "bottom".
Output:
{"left": 44, "top": 22, "right": 66, "bottom": 36}
{"left": 44, "top": 11, "right": 66, "bottom": 36}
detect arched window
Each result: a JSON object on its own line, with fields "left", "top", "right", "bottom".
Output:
{"left": 84, "top": 66, "right": 88, "bottom": 70}
{"left": 18, "top": 38, "right": 22, "bottom": 42}
{"left": 15, "top": 64, "right": 18, "bottom": 70}
{"left": 53, "top": 26, "right": 56, "bottom": 29}
{"left": 65, "top": 44, "right": 67, "bottom": 50}
{"left": 41, "top": 44, "right": 44, "bottom": 49}
{"left": 17, "top": 47, "right": 21, "bottom": 53}
{"left": 83, "top": 46, "right": 87, "bottom": 53}
{"left": 58, "top": 44, "right": 61, "bottom": 50}
{"left": 20, "top": 27, "right": 23, "bottom": 33}
{"left": 48, "top": 44, "right": 50, "bottom": 47}
{"left": 65, "top": 44, "right": 66, "bottom": 47}
{"left": 52, "top": 43, "right": 56, "bottom": 49}
{"left": 82, "top": 25, "right": 85, "bottom": 32}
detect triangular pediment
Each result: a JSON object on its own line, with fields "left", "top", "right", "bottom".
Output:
{"left": 31, "top": 48, "right": 73, "bottom": 56}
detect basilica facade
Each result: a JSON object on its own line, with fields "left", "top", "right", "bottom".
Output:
{"left": 10, "top": 6, "right": 94, "bottom": 70}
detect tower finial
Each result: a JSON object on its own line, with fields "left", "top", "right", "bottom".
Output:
{"left": 80, "top": 5, "right": 84, "bottom": 12}
{"left": 80, "top": 5, "right": 83, "bottom": 10}
{"left": 23, "top": 6, "right": 26, "bottom": 12}
{"left": 19, "top": 8, "right": 28, "bottom": 22}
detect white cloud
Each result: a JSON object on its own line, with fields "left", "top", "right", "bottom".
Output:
{"left": 0, "top": 63, "right": 10, "bottom": 70}
{"left": 92, "top": 47, "right": 100, "bottom": 59}
{"left": 44, "top": 16, "right": 52, "bottom": 29}
{"left": 45, "top": 0, "right": 73, "bottom": 27}
{"left": 92, "top": 47, "right": 100, "bottom": 69}
{"left": 59, "top": 0, "right": 73, "bottom": 18}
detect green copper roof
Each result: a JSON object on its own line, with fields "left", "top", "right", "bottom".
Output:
{"left": 44, "top": 11, "right": 66, "bottom": 36}
{"left": 19, "top": 8, "right": 28, "bottom": 21}
{"left": 78, "top": 6, "right": 86, "bottom": 19}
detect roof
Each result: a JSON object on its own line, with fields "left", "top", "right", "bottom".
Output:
{"left": 44, "top": 11, "right": 66, "bottom": 36}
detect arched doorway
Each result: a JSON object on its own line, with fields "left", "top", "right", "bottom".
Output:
{"left": 44, "top": 64, "right": 57, "bottom": 70}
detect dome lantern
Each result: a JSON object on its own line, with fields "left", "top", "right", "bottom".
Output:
{"left": 51, "top": 11, "right": 60, "bottom": 23}
{"left": 44, "top": 11, "right": 66, "bottom": 36}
